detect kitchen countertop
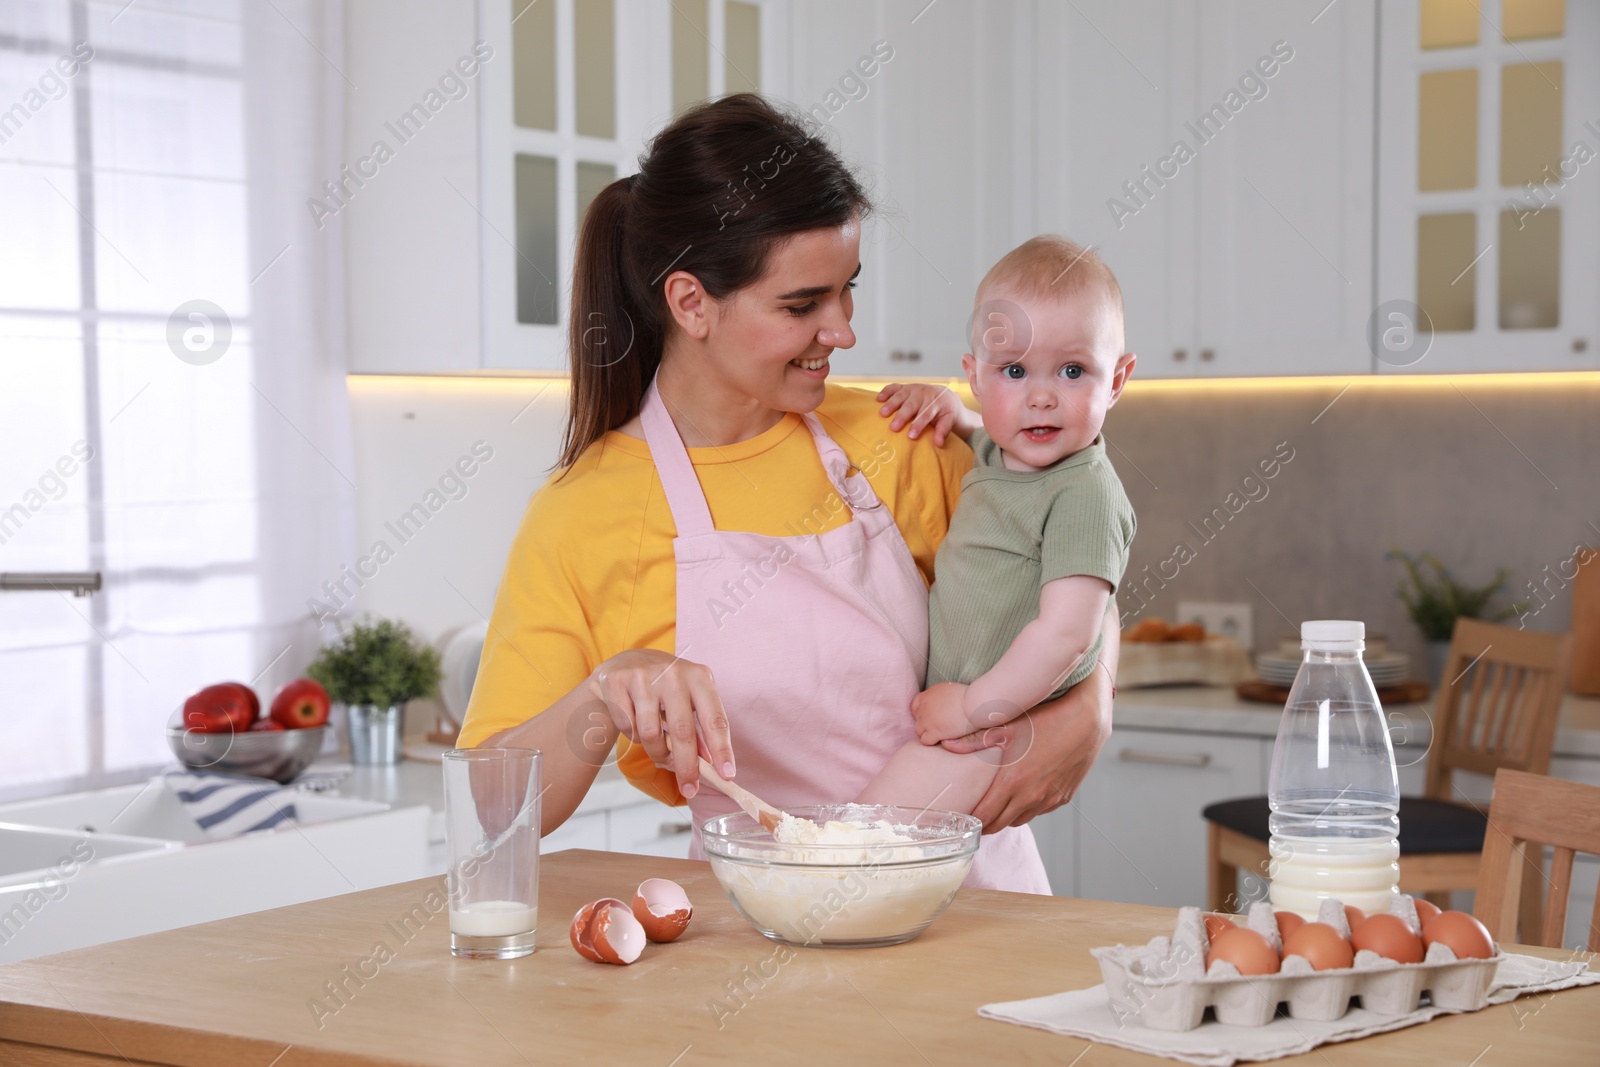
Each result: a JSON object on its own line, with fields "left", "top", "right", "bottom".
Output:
{"left": 313, "top": 755, "right": 647, "bottom": 836}
{"left": 1112, "top": 686, "right": 1600, "bottom": 758}
{"left": 320, "top": 684, "right": 1600, "bottom": 832}
{"left": 1, "top": 849, "right": 1594, "bottom": 1066}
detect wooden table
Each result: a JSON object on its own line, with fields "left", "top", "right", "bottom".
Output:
{"left": 1, "top": 850, "right": 1594, "bottom": 1065}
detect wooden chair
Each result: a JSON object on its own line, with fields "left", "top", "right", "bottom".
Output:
{"left": 1204, "top": 618, "right": 1572, "bottom": 937}
{"left": 1475, "top": 768, "right": 1600, "bottom": 950}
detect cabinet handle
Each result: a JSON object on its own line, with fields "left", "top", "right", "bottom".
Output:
{"left": 890, "top": 349, "right": 905, "bottom": 361}
{"left": 659, "top": 821, "right": 694, "bottom": 836}
{"left": 907, "top": 350, "right": 921, "bottom": 362}
{"left": 1200, "top": 348, "right": 1215, "bottom": 362}
{"left": 1118, "top": 748, "right": 1211, "bottom": 768}
{"left": 1172, "top": 348, "right": 1187, "bottom": 361}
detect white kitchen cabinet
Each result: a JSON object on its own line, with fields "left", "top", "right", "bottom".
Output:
{"left": 1050, "top": 0, "right": 1375, "bottom": 379}
{"left": 1042, "top": 0, "right": 1198, "bottom": 380}
{"left": 608, "top": 800, "right": 696, "bottom": 859}
{"left": 1071, "top": 727, "right": 1268, "bottom": 909}
{"left": 1031, "top": 795, "right": 1079, "bottom": 898}
{"left": 787, "top": 0, "right": 1035, "bottom": 377}
{"left": 1192, "top": 1, "right": 1376, "bottom": 378}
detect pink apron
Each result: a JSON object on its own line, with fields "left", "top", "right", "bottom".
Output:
{"left": 639, "top": 379, "right": 1049, "bottom": 893}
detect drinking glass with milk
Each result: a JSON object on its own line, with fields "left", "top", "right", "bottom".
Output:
{"left": 1267, "top": 620, "right": 1400, "bottom": 919}
{"left": 442, "top": 747, "right": 541, "bottom": 958}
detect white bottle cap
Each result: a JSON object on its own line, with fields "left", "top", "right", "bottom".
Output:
{"left": 1301, "top": 620, "right": 1365, "bottom": 650}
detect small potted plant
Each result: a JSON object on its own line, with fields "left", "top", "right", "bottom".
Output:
{"left": 1388, "top": 550, "right": 1525, "bottom": 685}
{"left": 307, "top": 616, "right": 442, "bottom": 764}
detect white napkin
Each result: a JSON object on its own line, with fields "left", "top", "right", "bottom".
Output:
{"left": 978, "top": 952, "right": 1599, "bottom": 1067}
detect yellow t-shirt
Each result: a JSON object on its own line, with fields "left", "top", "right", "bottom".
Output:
{"left": 456, "top": 384, "right": 972, "bottom": 805}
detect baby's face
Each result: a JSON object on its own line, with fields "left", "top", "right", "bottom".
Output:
{"left": 962, "top": 288, "right": 1134, "bottom": 472}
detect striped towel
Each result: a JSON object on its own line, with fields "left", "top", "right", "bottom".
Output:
{"left": 163, "top": 771, "right": 299, "bottom": 839}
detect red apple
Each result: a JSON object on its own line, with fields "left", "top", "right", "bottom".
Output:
{"left": 270, "top": 678, "right": 330, "bottom": 729}
{"left": 248, "top": 719, "right": 285, "bottom": 731}
{"left": 183, "top": 683, "right": 255, "bottom": 734}
{"left": 217, "top": 682, "right": 259, "bottom": 723}
{"left": 182, "top": 705, "right": 233, "bottom": 734}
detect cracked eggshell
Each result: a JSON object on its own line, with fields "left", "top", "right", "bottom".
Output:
{"left": 633, "top": 878, "right": 693, "bottom": 943}
{"left": 570, "top": 897, "right": 642, "bottom": 965}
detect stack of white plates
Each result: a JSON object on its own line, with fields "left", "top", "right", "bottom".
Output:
{"left": 1255, "top": 653, "right": 1410, "bottom": 688}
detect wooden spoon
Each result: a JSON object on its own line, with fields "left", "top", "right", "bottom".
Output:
{"left": 694, "top": 758, "right": 787, "bottom": 834}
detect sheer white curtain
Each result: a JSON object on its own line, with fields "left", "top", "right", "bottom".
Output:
{"left": 0, "top": 0, "right": 353, "bottom": 799}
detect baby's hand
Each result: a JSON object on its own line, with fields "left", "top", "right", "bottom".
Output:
{"left": 876, "top": 383, "right": 969, "bottom": 446}
{"left": 911, "top": 682, "right": 972, "bottom": 744}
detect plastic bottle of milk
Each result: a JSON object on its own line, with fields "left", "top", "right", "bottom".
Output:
{"left": 1267, "top": 620, "right": 1400, "bottom": 919}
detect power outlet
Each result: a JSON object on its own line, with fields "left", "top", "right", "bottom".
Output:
{"left": 1176, "top": 601, "right": 1254, "bottom": 650}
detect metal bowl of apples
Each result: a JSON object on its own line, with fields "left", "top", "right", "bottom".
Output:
{"left": 166, "top": 679, "right": 331, "bottom": 784}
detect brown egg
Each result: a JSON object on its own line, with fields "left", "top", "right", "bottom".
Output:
{"left": 1342, "top": 904, "right": 1366, "bottom": 931}
{"left": 570, "top": 898, "right": 646, "bottom": 965}
{"left": 1422, "top": 911, "right": 1495, "bottom": 959}
{"left": 1203, "top": 913, "right": 1237, "bottom": 943}
{"left": 633, "top": 878, "right": 693, "bottom": 943}
{"left": 1413, "top": 898, "right": 1443, "bottom": 924}
{"left": 1282, "top": 922, "right": 1354, "bottom": 970}
{"left": 1206, "top": 926, "right": 1281, "bottom": 975}
{"left": 1274, "top": 910, "right": 1305, "bottom": 943}
{"left": 1351, "top": 913, "right": 1424, "bottom": 963}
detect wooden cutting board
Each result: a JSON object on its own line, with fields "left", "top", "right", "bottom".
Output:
{"left": 1573, "top": 548, "right": 1600, "bottom": 695}
{"left": 1236, "top": 680, "right": 1432, "bottom": 705}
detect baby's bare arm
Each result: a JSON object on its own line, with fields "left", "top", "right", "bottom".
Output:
{"left": 961, "top": 575, "right": 1111, "bottom": 726}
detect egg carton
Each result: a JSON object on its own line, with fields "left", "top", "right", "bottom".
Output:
{"left": 1092, "top": 896, "right": 1500, "bottom": 1031}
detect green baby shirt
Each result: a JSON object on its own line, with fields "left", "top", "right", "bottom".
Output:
{"left": 926, "top": 428, "right": 1136, "bottom": 703}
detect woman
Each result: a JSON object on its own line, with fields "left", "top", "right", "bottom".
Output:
{"left": 457, "top": 94, "right": 1118, "bottom": 892}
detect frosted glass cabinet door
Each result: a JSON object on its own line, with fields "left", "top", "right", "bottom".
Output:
{"left": 1376, "top": 0, "right": 1600, "bottom": 373}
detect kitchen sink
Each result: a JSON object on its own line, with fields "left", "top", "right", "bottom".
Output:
{"left": 0, "top": 779, "right": 390, "bottom": 844}
{"left": 0, "top": 824, "right": 177, "bottom": 883}
{"left": 0, "top": 777, "right": 431, "bottom": 964}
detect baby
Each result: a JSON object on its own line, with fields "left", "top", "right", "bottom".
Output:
{"left": 856, "top": 235, "right": 1137, "bottom": 815}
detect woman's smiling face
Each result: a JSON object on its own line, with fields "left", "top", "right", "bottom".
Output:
{"left": 700, "top": 216, "right": 862, "bottom": 413}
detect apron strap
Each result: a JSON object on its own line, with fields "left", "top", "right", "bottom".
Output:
{"left": 800, "top": 412, "right": 887, "bottom": 512}
{"left": 639, "top": 378, "right": 716, "bottom": 537}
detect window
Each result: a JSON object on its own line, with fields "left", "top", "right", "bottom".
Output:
{"left": 1, "top": 0, "right": 345, "bottom": 802}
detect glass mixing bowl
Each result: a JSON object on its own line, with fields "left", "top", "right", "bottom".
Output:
{"left": 700, "top": 804, "right": 980, "bottom": 948}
